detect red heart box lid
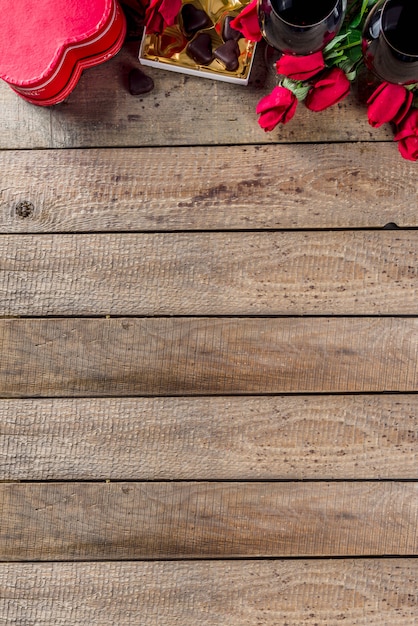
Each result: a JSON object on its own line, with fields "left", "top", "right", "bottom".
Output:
{"left": 0, "top": 0, "right": 116, "bottom": 86}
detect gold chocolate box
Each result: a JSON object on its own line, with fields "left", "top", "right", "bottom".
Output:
{"left": 139, "top": 0, "right": 257, "bottom": 85}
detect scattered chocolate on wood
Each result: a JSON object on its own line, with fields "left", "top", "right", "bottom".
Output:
{"left": 128, "top": 68, "right": 154, "bottom": 95}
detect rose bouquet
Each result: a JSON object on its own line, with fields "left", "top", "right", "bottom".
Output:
{"left": 229, "top": 0, "right": 418, "bottom": 161}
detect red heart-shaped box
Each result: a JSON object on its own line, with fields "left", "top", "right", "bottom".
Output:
{"left": 0, "top": 0, "right": 126, "bottom": 105}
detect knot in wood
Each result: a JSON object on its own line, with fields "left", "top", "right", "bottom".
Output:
{"left": 15, "top": 200, "right": 34, "bottom": 218}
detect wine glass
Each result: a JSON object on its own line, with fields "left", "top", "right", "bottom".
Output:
{"left": 258, "top": 0, "right": 347, "bottom": 57}
{"left": 362, "top": 0, "right": 418, "bottom": 84}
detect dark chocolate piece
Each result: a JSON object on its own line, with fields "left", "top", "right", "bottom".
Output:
{"left": 181, "top": 4, "right": 212, "bottom": 38}
{"left": 186, "top": 33, "right": 213, "bottom": 66}
{"left": 128, "top": 68, "right": 154, "bottom": 95}
{"left": 222, "top": 15, "right": 242, "bottom": 42}
{"left": 214, "top": 39, "right": 240, "bottom": 72}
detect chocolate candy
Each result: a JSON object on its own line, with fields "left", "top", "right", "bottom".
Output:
{"left": 128, "top": 68, "right": 154, "bottom": 95}
{"left": 214, "top": 39, "right": 240, "bottom": 72}
{"left": 186, "top": 32, "right": 213, "bottom": 65}
{"left": 222, "top": 15, "right": 242, "bottom": 42}
{"left": 181, "top": 4, "right": 212, "bottom": 38}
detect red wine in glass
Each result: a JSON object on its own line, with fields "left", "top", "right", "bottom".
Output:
{"left": 362, "top": 0, "right": 418, "bottom": 84}
{"left": 258, "top": 0, "right": 347, "bottom": 56}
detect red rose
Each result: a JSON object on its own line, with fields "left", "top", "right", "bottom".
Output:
{"left": 394, "top": 108, "right": 418, "bottom": 162}
{"left": 367, "top": 82, "right": 413, "bottom": 128}
{"left": 276, "top": 51, "right": 325, "bottom": 81}
{"left": 230, "top": 0, "right": 262, "bottom": 42}
{"left": 305, "top": 68, "right": 350, "bottom": 111}
{"left": 145, "top": 0, "right": 181, "bottom": 34}
{"left": 256, "top": 86, "right": 298, "bottom": 131}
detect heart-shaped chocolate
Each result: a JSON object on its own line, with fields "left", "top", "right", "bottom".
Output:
{"left": 129, "top": 68, "right": 154, "bottom": 95}
{"left": 186, "top": 33, "right": 214, "bottom": 66}
{"left": 214, "top": 39, "right": 240, "bottom": 72}
{"left": 222, "top": 15, "right": 243, "bottom": 42}
{"left": 181, "top": 3, "right": 212, "bottom": 38}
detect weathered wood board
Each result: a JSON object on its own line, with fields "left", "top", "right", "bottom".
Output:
{"left": 1, "top": 317, "right": 417, "bottom": 396}
{"left": 1, "top": 395, "right": 416, "bottom": 480}
{"left": 1, "top": 482, "right": 417, "bottom": 560}
{"left": 1, "top": 559, "right": 417, "bottom": 625}
{"left": 1, "top": 232, "right": 417, "bottom": 315}
{"left": 1, "top": 145, "right": 416, "bottom": 233}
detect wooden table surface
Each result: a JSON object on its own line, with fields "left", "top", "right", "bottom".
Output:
{"left": 1, "top": 31, "right": 417, "bottom": 625}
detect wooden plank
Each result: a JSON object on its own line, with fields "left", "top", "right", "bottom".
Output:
{"left": 2, "top": 231, "right": 417, "bottom": 316}
{"left": 0, "top": 90, "right": 52, "bottom": 150}
{"left": 50, "top": 66, "right": 392, "bottom": 147}
{"left": 1, "top": 145, "right": 416, "bottom": 233}
{"left": 1, "top": 559, "right": 417, "bottom": 625}
{"left": 1, "top": 395, "right": 417, "bottom": 481}
{"left": 0, "top": 43, "right": 392, "bottom": 150}
{"left": 1, "top": 482, "right": 417, "bottom": 560}
{"left": 0, "top": 42, "right": 404, "bottom": 186}
{"left": 0, "top": 317, "right": 417, "bottom": 397}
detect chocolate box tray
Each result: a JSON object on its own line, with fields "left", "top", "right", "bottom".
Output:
{"left": 139, "top": 0, "right": 257, "bottom": 85}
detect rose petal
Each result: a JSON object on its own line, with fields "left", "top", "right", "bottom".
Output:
{"left": 305, "top": 68, "right": 350, "bottom": 112}
{"left": 394, "top": 109, "right": 418, "bottom": 140}
{"left": 160, "top": 0, "right": 181, "bottom": 25}
{"left": 230, "top": 0, "right": 262, "bottom": 42}
{"left": 256, "top": 86, "right": 297, "bottom": 131}
{"left": 367, "top": 82, "right": 413, "bottom": 128}
{"left": 276, "top": 51, "right": 325, "bottom": 80}
{"left": 256, "top": 86, "right": 295, "bottom": 114}
{"left": 258, "top": 109, "right": 284, "bottom": 131}
{"left": 397, "top": 136, "right": 418, "bottom": 161}
{"left": 145, "top": 0, "right": 181, "bottom": 33}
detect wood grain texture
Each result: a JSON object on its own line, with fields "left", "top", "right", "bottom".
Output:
{"left": 0, "top": 90, "right": 52, "bottom": 150}
{"left": 1, "top": 317, "right": 417, "bottom": 397}
{"left": 0, "top": 20, "right": 416, "bottom": 626}
{"left": 0, "top": 43, "right": 392, "bottom": 150}
{"left": 1, "top": 395, "right": 417, "bottom": 481}
{"left": 1, "top": 144, "right": 416, "bottom": 233}
{"left": 1, "top": 231, "right": 417, "bottom": 316}
{"left": 1, "top": 559, "right": 417, "bottom": 625}
{"left": 1, "top": 482, "right": 417, "bottom": 560}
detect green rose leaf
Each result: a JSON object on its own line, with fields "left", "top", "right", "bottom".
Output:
{"left": 281, "top": 77, "right": 310, "bottom": 102}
